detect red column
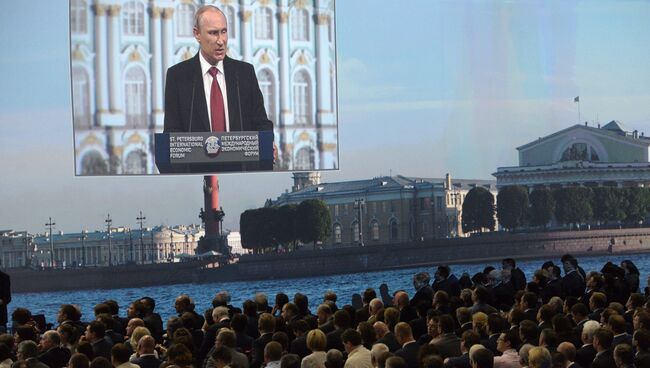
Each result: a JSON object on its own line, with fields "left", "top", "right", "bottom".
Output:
{"left": 203, "top": 175, "right": 220, "bottom": 236}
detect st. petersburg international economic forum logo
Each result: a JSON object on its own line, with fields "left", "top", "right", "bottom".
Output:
{"left": 204, "top": 136, "right": 223, "bottom": 158}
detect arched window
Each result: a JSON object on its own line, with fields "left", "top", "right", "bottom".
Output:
{"left": 560, "top": 142, "right": 600, "bottom": 162}
{"left": 72, "top": 67, "right": 91, "bottom": 129}
{"left": 123, "top": 1, "right": 145, "bottom": 36}
{"left": 81, "top": 151, "right": 108, "bottom": 175}
{"left": 177, "top": 3, "right": 196, "bottom": 37}
{"left": 390, "top": 220, "right": 398, "bottom": 241}
{"left": 125, "top": 149, "right": 147, "bottom": 174}
{"left": 223, "top": 6, "right": 236, "bottom": 39}
{"left": 333, "top": 224, "right": 341, "bottom": 244}
{"left": 70, "top": 0, "right": 87, "bottom": 34}
{"left": 293, "top": 70, "right": 312, "bottom": 124}
{"left": 254, "top": 7, "right": 273, "bottom": 40}
{"left": 125, "top": 66, "right": 147, "bottom": 128}
{"left": 295, "top": 146, "right": 315, "bottom": 170}
{"left": 291, "top": 8, "right": 309, "bottom": 41}
{"left": 371, "top": 221, "right": 379, "bottom": 241}
{"left": 258, "top": 69, "right": 275, "bottom": 121}
{"left": 351, "top": 222, "right": 360, "bottom": 243}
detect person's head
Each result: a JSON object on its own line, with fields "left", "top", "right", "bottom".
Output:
{"left": 634, "top": 310, "right": 650, "bottom": 330}
{"left": 303, "top": 328, "right": 325, "bottom": 353}
{"left": 556, "top": 342, "right": 576, "bottom": 363}
{"left": 456, "top": 307, "right": 472, "bottom": 325}
{"left": 633, "top": 328, "right": 650, "bottom": 351}
{"left": 76, "top": 341, "right": 94, "bottom": 361}
{"left": 281, "top": 303, "right": 298, "bottom": 321}
{"left": 469, "top": 347, "right": 494, "bottom": 368}
{"left": 294, "top": 293, "right": 309, "bottom": 314}
{"left": 174, "top": 295, "right": 192, "bottom": 313}
{"left": 589, "top": 292, "right": 607, "bottom": 311}
{"left": 89, "top": 357, "right": 111, "bottom": 368}
{"left": 93, "top": 303, "right": 111, "bottom": 317}
{"left": 521, "top": 292, "right": 538, "bottom": 310}
{"left": 211, "top": 345, "right": 232, "bottom": 368}
{"left": 472, "top": 287, "right": 490, "bottom": 304}
{"left": 592, "top": 327, "right": 613, "bottom": 352}
{"left": 342, "top": 329, "right": 363, "bottom": 353}
{"left": 166, "top": 343, "right": 193, "bottom": 367}
{"left": 393, "top": 292, "right": 409, "bottom": 309}
{"left": 58, "top": 323, "right": 78, "bottom": 345}
{"left": 125, "top": 317, "right": 144, "bottom": 337}
{"left": 137, "top": 335, "right": 156, "bottom": 355}
{"left": 130, "top": 326, "right": 151, "bottom": 348}
{"left": 496, "top": 330, "right": 519, "bottom": 353}
{"left": 502, "top": 258, "right": 516, "bottom": 271}
{"left": 325, "top": 349, "right": 344, "bottom": 368}
{"left": 518, "top": 344, "right": 534, "bottom": 367}
{"left": 461, "top": 330, "right": 481, "bottom": 354}
{"left": 258, "top": 312, "right": 275, "bottom": 334}
{"left": 212, "top": 306, "right": 229, "bottom": 322}
{"left": 16, "top": 340, "right": 39, "bottom": 360}
{"left": 438, "top": 314, "right": 455, "bottom": 335}
{"left": 215, "top": 328, "right": 236, "bottom": 349}
{"left": 370, "top": 343, "right": 389, "bottom": 368}
{"left": 614, "top": 344, "right": 634, "bottom": 368}
{"left": 472, "top": 312, "right": 488, "bottom": 333}
{"left": 537, "top": 304, "right": 555, "bottom": 323}
{"left": 519, "top": 320, "right": 538, "bottom": 344}
{"left": 413, "top": 272, "right": 430, "bottom": 290}
{"left": 317, "top": 304, "right": 332, "bottom": 324}
{"left": 14, "top": 326, "right": 37, "bottom": 344}
{"left": 570, "top": 303, "right": 588, "bottom": 323}
{"left": 110, "top": 343, "right": 131, "bottom": 366}
{"left": 385, "top": 356, "right": 407, "bottom": 368}
{"left": 528, "top": 346, "right": 552, "bottom": 368}
{"left": 127, "top": 301, "right": 147, "bottom": 319}
{"left": 193, "top": 5, "right": 228, "bottom": 65}
{"left": 393, "top": 322, "right": 413, "bottom": 345}
{"left": 373, "top": 321, "right": 389, "bottom": 339}
{"left": 39, "top": 330, "right": 61, "bottom": 352}
{"left": 272, "top": 331, "right": 289, "bottom": 353}
{"left": 68, "top": 353, "right": 90, "bottom": 368}
{"left": 581, "top": 320, "right": 600, "bottom": 344}
{"left": 333, "top": 309, "right": 352, "bottom": 330}
{"left": 58, "top": 304, "right": 82, "bottom": 323}
{"left": 12, "top": 308, "right": 32, "bottom": 326}
{"left": 280, "top": 354, "right": 301, "bottom": 368}
{"left": 264, "top": 341, "right": 283, "bottom": 363}
{"left": 213, "top": 291, "right": 232, "bottom": 308}
{"left": 539, "top": 328, "right": 557, "bottom": 349}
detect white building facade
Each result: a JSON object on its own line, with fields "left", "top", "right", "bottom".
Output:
{"left": 71, "top": 0, "right": 338, "bottom": 175}
{"left": 494, "top": 121, "right": 650, "bottom": 189}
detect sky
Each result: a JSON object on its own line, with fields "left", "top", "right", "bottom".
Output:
{"left": 1, "top": 0, "right": 650, "bottom": 234}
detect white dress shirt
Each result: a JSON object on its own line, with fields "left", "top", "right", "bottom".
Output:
{"left": 199, "top": 52, "right": 230, "bottom": 132}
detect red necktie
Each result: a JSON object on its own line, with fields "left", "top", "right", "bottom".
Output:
{"left": 208, "top": 67, "right": 225, "bottom": 132}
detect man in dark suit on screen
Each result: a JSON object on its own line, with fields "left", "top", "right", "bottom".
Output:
{"left": 164, "top": 5, "right": 272, "bottom": 135}
{"left": 0, "top": 268, "right": 10, "bottom": 333}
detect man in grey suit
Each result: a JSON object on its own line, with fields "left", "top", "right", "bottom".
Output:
{"left": 433, "top": 315, "right": 461, "bottom": 359}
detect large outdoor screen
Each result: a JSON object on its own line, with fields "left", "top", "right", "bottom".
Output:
{"left": 70, "top": 0, "right": 338, "bottom": 175}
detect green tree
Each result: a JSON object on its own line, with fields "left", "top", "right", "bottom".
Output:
{"left": 592, "top": 187, "right": 627, "bottom": 224}
{"left": 529, "top": 188, "right": 555, "bottom": 228}
{"left": 462, "top": 187, "right": 495, "bottom": 233}
{"left": 296, "top": 199, "right": 332, "bottom": 248}
{"left": 257, "top": 207, "right": 280, "bottom": 251}
{"left": 554, "top": 187, "right": 593, "bottom": 226}
{"left": 276, "top": 204, "right": 299, "bottom": 250}
{"left": 624, "top": 187, "right": 649, "bottom": 225}
{"left": 496, "top": 185, "right": 529, "bottom": 231}
{"left": 240, "top": 209, "right": 261, "bottom": 252}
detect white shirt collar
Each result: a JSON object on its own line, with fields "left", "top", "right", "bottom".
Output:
{"left": 199, "top": 52, "right": 224, "bottom": 77}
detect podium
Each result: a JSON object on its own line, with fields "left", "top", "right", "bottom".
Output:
{"left": 155, "top": 131, "right": 274, "bottom": 174}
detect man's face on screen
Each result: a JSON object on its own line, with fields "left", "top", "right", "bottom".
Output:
{"left": 194, "top": 9, "right": 228, "bottom": 65}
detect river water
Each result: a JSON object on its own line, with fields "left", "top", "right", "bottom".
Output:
{"left": 11, "top": 253, "right": 650, "bottom": 327}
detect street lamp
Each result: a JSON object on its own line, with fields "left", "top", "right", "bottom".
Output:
{"left": 45, "top": 217, "right": 56, "bottom": 268}
{"left": 354, "top": 199, "right": 365, "bottom": 246}
{"left": 105, "top": 214, "right": 112, "bottom": 267}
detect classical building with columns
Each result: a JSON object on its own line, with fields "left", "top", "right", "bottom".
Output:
{"left": 71, "top": 0, "right": 337, "bottom": 175}
{"left": 269, "top": 173, "right": 497, "bottom": 247}
{"left": 494, "top": 121, "right": 650, "bottom": 189}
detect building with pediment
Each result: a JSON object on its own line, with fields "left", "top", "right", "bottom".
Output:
{"left": 494, "top": 121, "right": 650, "bottom": 189}
{"left": 71, "top": 0, "right": 337, "bottom": 175}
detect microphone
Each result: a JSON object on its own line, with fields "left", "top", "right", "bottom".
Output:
{"left": 188, "top": 74, "right": 196, "bottom": 132}
{"left": 235, "top": 71, "right": 243, "bottom": 131}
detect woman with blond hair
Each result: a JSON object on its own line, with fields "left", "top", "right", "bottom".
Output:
{"left": 301, "top": 329, "right": 327, "bottom": 368}
{"left": 472, "top": 312, "right": 489, "bottom": 340}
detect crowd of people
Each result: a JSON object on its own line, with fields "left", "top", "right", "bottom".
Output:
{"left": 2, "top": 254, "right": 650, "bottom": 368}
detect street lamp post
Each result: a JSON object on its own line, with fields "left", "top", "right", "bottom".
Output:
{"left": 136, "top": 211, "right": 146, "bottom": 264}
{"left": 105, "top": 214, "right": 112, "bottom": 267}
{"left": 45, "top": 217, "right": 56, "bottom": 268}
{"left": 81, "top": 230, "right": 87, "bottom": 267}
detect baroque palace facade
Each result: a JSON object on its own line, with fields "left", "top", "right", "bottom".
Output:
{"left": 71, "top": 0, "right": 337, "bottom": 175}
{"left": 494, "top": 121, "right": 650, "bottom": 189}
{"left": 270, "top": 173, "right": 497, "bottom": 247}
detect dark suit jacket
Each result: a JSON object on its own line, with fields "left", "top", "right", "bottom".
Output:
{"left": 290, "top": 335, "right": 310, "bottom": 358}
{"left": 251, "top": 332, "right": 273, "bottom": 368}
{"left": 0, "top": 271, "right": 11, "bottom": 326}
{"left": 612, "top": 333, "right": 632, "bottom": 348}
{"left": 131, "top": 355, "right": 163, "bottom": 368}
{"left": 377, "top": 332, "right": 401, "bottom": 352}
{"left": 326, "top": 328, "right": 345, "bottom": 352}
{"left": 511, "top": 268, "right": 527, "bottom": 291}
{"left": 635, "top": 350, "right": 650, "bottom": 368}
{"left": 433, "top": 333, "right": 462, "bottom": 359}
{"left": 236, "top": 332, "right": 253, "bottom": 354}
{"left": 575, "top": 344, "right": 596, "bottom": 368}
{"left": 443, "top": 352, "right": 469, "bottom": 368}
{"left": 199, "top": 318, "right": 231, "bottom": 364}
{"left": 591, "top": 350, "right": 615, "bottom": 368}
{"left": 563, "top": 271, "right": 586, "bottom": 298}
{"left": 319, "top": 319, "right": 335, "bottom": 335}
{"left": 399, "top": 305, "right": 418, "bottom": 323}
{"left": 395, "top": 341, "right": 420, "bottom": 368}
{"left": 164, "top": 54, "right": 272, "bottom": 133}
{"left": 38, "top": 346, "right": 71, "bottom": 368}
{"left": 410, "top": 286, "right": 434, "bottom": 308}
{"left": 91, "top": 337, "right": 113, "bottom": 361}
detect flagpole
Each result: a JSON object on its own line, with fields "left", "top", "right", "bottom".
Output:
{"left": 578, "top": 100, "right": 581, "bottom": 124}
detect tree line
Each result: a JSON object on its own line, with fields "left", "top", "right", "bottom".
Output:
{"left": 462, "top": 186, "right": 650, "bottom": 233}
{"left": 240, "top": 199, "right": 332, "bottom": 253}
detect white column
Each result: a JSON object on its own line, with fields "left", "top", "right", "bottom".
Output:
{"left": 315, "top": 1, "right": 333, "bottom": 125}
{"left": 278, "top": 0, "right": 291, "bottom": 125}
{"left": 107, "top": 5, "right": 123, "bottom": 115}
{"left": 150, "top": 6, "right": 164, "bottom": 127}
{"left": 94, "top": 4, "right": 109, "bottom": 122}
{"left": 240, "top": 0, "right": 252, "bottom": 62}
{"left": 161, "top": 8, "right": 174, "bottom": 77}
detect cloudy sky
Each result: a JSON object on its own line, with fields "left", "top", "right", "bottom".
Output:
{"left": 1, "top": 0, "right": 649, "bottom": 233}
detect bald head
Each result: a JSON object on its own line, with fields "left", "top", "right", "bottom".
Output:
{"left": 394, "top": 292, "right": 409, "bottom": 308}
{"left": 557, "top": 342, "right": 576, "bottom": 362}
{"left": 137, "top": 335, "right": 156, "bottom": 355}
{"left": 373, "top": 322, "right": 389, "bottom": 338}
{"left": 194, "top": 5, "right": 226, "bottom": 30}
